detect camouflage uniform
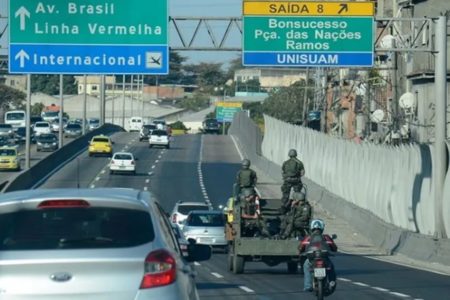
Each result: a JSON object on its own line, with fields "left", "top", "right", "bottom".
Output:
{"left": 279, "top": 200, "right": 312, "bottom": 239}
{"left": 281, "top": 157, "right": 305, "bottom": 209}
{"left": 236, "top": 168, "right": 257, "bottom": 190}
{"left": 240, "top": 197, "right": 270, "bottom": 237}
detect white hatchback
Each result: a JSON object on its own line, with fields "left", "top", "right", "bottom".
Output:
{"left": 109, "top": 152, "right": 137, "bottom": 175}
{"left": 33, "top": 121, "right": 52, "bottom": 136}
{"left": 149, "top": 129, "right": 170, "bottom": 149}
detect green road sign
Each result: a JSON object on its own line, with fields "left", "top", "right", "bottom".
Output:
{"left": 216, "top": 102, "right": 243, "bottom": 122}
{"left": 244, "top": 16, "right": 373, "bottom": 52}
{"left": 10, "top": 0, "right": 167, "bottom": 45}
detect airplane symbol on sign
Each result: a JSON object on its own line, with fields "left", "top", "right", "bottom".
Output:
{"left": 146, "top": 52, "right": 163, "bottom": 69}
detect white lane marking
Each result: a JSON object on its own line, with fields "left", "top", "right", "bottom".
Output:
{"left": 230, "top": 135, "right": 244, "bottom": 160}
{"left": 100, "top": 170, "right": 105, "bottom": 174}
{"left": 353, "top": 282, "right": 369, "bottom": 287}
{"left": 145, "top": 179, "right": 150, "bottom": 183}
{"left": 143, "top": 187, "right": 148, "bottom": 191}
{"left": 389, "top": 292, "right": 411, "bottom": 298}
{"left": 198, "top": 135, "right": 210, "bottom": 203}
{"left": 155, "top": 159, "right": 159, "bottom": 163}
{"left": 239, "top": 286, "right": 254, "bottom": 293}
{"left": 211, "top": 272, "right": 223, "bottom": 279}
{"left": 95, "top": 177, "right": 100, "bottom": 181}
{"left": 90, "top": 184, "right": 95, "bottom": 188}
{"left": 372, "top": 287, "right": 390, "bottom": 292}
{"left": 158, "top": 155, "right": 162, "bottom": 159}
{"left": 151, "top": 165, "right": 155, "bottom": 169}
{"left": 338, "top": 277, "right": 417, "bottom": 299}
{"left": 148, "top": 172, "right": 153, "bottom": 176}
{"left": 194, "top": 262, "right": 200, "bottom": 266}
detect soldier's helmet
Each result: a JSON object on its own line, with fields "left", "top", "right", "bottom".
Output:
{"left": 288, "top": 149, "right": 297, "bottom": 157}
{"left": 310, "top": 219, "right": 325, "bottom": 233}
{"left": 242, "top": 159, "right": 251, "bottom": 169}
{"left": 293, "top": 191, "right": 306, "bottom": 201}
{"left": 242, "top": 188, "right": 255, "bottom": 198}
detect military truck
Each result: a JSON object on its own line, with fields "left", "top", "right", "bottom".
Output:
{"left": 227, "top": 197, "right": 303, "bottom": 274}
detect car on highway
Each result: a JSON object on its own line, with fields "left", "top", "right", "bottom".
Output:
{"left": 30, "top": 116, "right": 44, "bottom": 126}
{"left": 14, "top": 126, "right": 34, "bottom": 144}
{"left": 0, "top": 124, "right": 15, "bottom": 139}
{"left": 109, "top": 152, "right": 137, "bottom": 175}
{"left": 129, "top": 116, "right": 144, "bottom": 132}
{"left": 182, "top": 210, "right": 227, "bottom": 252}
{"left": 170, "top": 201, "right": 212, "bottom": 230}
{"left": 88, "top": 135, "right": 113, "bottom": 157}
{"left": 51, "top": 118, "right": 68, "bottom": 133}
{"left": 36, "top": 133, "right": 58, "bottom": 152}
{"left": 202, "top": 118, "right": 220, "bottom": 134}
{"left": 0, "top": 146, "right": 20, "bottom": 171}
{"left": 88, "top": 118, "right": 100, "bottom": 131}
{"left": 139, "top": 124, "right": 157, "bottom": 141}
{"left": 64, "top": 123, "right": 83, "bottom": 138}
{"left": 149, "top": 129, "right": 170, "bottom": 149}
{"left": 0, "top": 188, "right": 211, "bottom": 300}
{"left": 0, "top": 136, "right": 12, "bottom": 147}
{"left": 33, "top": 121, "right": 52, "bottom": 137}
{"left": 171, "top": 224, "right": 189, "bottom": 258}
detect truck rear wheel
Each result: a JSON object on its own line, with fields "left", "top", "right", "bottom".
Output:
{"left": 287, "top": 262, "right": 298, "bottom": 274}
{"left": 233, "top": 255, "right": 245, "bottom": 274}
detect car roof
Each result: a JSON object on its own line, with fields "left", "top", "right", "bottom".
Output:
{"left": 113, "top": 152, "right": 134, "bottom": 156}
{"left": 0, "top": 188, "right": 152, "bottom": 210}
{"left": 177, "top": 201, "right": 210, "bottom": 206}
{"left": 188, "top": 210, "right": 223, "bottom": 215}
{"left": 0, "top": 146, "right": 17, "bottom": 151}
{"left": 92, "top": 135, "right": 110, "bottom": 139}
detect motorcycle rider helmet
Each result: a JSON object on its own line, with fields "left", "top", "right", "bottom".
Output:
{"left": 288, "top": 149, "right": 297, "bottom": 158}
{"left": 310, "top": 219, "right": 325, "bottom": 233}
{"left": 242, "top": 159, "right": 251, "bottom": 169}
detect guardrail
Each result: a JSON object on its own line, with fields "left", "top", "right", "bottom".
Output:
{"left": 2, "top": 124, "right": 124, "bottom": 192}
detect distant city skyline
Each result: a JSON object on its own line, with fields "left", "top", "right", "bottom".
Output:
{"left": 1, "top": 0, "right": 243, "bottom": 68}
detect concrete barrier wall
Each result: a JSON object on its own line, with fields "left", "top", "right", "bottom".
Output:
{"left": 443, "top": 142, "right": 450, "bottom": 235}
{"left": 262, "top": 115, "right": 444, "bottom": 236}
{"left": 3, "top": 124, "right": 124, "bottom": 193}
{"left": 229, "top": 112, "right": 450, "bottom": 265}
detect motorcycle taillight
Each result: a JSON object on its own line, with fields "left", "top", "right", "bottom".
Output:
{"left": 315, "top": 259, "right": 325, "bottom": 268}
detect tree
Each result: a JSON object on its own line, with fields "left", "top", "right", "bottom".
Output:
{"left": 0, "top": 84, "right": 26, "bottom": 110}
{"left": 30, "top": 75, "right": 78, "bottom": 95}
{"left": 176, "top": 92, "right": 210, "bottom": 112}
{"left": 183, "top": 62, "right": 225, "bottom": 93}
{"left": 262, "top": 80, "right": 310, "bottom": 124}
{"left": 31, "top": 103, "right": 45, "bottom": 116}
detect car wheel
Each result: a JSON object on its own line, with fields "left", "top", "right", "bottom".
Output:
{"left": 110, "top": 170, "right": 114, "bottom": 175}
{"left": 149, "top": 144, "right": 152, "bottom": 148}
{"left": 36, "top": 148, "right": 40, "bottom": 152}
{"left": 166, "top": 144, "right": 170, "bottom": 149}
{"left": 88, "top": 153, "right": 92, "bottom": 157}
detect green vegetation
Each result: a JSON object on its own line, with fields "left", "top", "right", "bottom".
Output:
{"left": 0, "top": 84, "right": 26, "bottom": 110}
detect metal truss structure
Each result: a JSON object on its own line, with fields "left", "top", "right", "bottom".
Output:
{"left": 0, "top": 16, "right": 438, "bottom": 73}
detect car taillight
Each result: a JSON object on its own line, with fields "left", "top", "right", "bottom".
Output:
{"left": 131, "top": 160, "right": 135, "bottom": 165}
{"left": 140, "top": 249, "right": 176, "bottom": 289}
{"left": 38, "top": 199, "right": 90, "bottom": 208}
{"left": 111, "top": 160, "right": 115, "bottom": 164}
{"left": 172, "top": 214, "right": 177, "bottom": 223}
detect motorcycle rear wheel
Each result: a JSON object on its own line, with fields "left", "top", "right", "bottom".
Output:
{"left": 316, "top": 279, "right": 324, "bottom": 300}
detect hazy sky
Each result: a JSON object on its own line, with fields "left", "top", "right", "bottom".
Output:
{"left": 1, "top": 0, "right": 243, "bottom": 66}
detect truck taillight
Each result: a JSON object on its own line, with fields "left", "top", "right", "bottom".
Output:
{"left": 140, "top": 249, "right": 176, "bottom": 289}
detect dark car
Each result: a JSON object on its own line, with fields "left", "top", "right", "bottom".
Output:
{"left": 36, "top": 133, "right": 58, "bottom": 152}
{"left": 14, "top": 126, "right": 34, "bottom": 144}
{"left": 30, "top": 116, "right": 43, "bottom": 126}
{"left": 202, "top": 118, "right": 220, "bottom": 134}
{"left": 64, "top": 123, "right": 83, "bottom": 138}
{"left": 139, "top": 124, "right": 157, "bottom": 141}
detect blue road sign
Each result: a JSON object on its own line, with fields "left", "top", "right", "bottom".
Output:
{"left": 9, "top": 44, "right": 168, "bottom": 74}
{"left": 243, "top": 52, "right": 373, "bottom": 67}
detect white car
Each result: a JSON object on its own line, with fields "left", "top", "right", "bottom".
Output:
{"left": 129, "top": 116, "right": 143, "bottom": 132}
{"left": 170, "top": 201, "right": 212, "bottom": 230}
{"left": 33, "top": 121, "right": 52, "bottom": 136}
{"left": 149, "top": 129, "right": 170, "bottom": 149}
{"left": 109, "top": 152, "right": 137, "bottom": 175}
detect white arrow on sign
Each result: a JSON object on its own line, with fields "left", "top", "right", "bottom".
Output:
{"left": 15, "top": 6, "right": 30, "bottom": 31}
{"left": 15, "top": 50, "right": 30, "bottom": 68}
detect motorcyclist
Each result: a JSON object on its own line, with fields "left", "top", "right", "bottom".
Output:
{"left": 299, "top": 219, "right": 337, "bottom": 293}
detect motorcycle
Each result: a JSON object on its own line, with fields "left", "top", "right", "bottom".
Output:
{"left": 310, "top": 248, "right": 336, "bottom": 300}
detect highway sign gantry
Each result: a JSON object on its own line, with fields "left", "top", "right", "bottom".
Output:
{"left": 242, "top": 0, "right": 375, "bottom": 68}
{"left": 9, "top": 0, "right": 168, "bottom": 74}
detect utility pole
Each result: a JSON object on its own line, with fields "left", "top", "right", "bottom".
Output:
{"left": 433, "top": 16, "right": 447, "bottom": 239}
{"left": 82, "top": 75, "right": 87, "bottom": 135}
{"left": 100, "top": 75, "right": 105, "bottom": 126}
{"left": 122, "top": 75, "right": 126, "bottom": 128}
{"left": 25, "top": 74, "right": 31, "bottom": 169}
{"left": 58, "top": 75, "right": 64, "bottom": 148}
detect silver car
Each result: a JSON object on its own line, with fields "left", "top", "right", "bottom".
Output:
{"left": 182, "top": 210, "right": 227, "bottom": 251}
{"left": 0, "top": 188, "right": 211, "bottom": 299}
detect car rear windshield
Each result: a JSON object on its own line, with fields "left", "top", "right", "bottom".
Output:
{"left": 38, "top": 135, "right": 57, "bottom": 142}
{"left": 114, "top": 154, "right": 132, "bottom": 160}
{"left": 0, "top": 149, "right": 16, "bottom": 156}
{"left": 178, "top": 205, "right": 209, "bottom": 215}
{"left": 35, "top": 123, "right": 49, "bottom": 128}
{"left": 187, "top": 213, "right": 225, "bottom": 227}
{"left": 93, "top": 137, "right": 109, "bottom": 143}
{"left": 0, "top": 124, "right": 12, "bottom": 129}
{"left": 205, "top": 119, "right": 218, "bottom": 126}
{"left": 66, "top": 124, "right": 81, "bottom": 129}
{"left": 152, "top": 130, "right": 167, "bottom": 136}
{"left": 0, "top": 207, "right": 155, "bottom": 250}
